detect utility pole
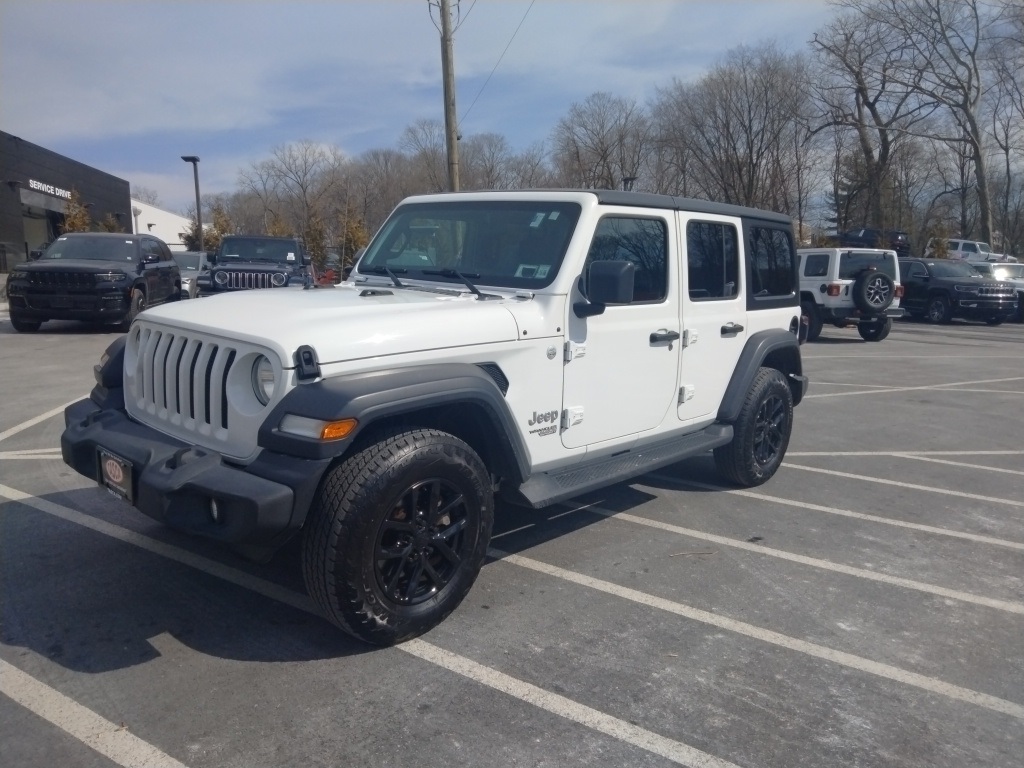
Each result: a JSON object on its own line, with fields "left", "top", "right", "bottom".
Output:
{"left": 439, "top": 0, "right": 460, "bottom": 191}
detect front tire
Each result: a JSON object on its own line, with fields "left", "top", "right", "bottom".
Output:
{"left": 10, "top": 316, "right": 42, "bottom": 332}
{"left": 984, "top": 316, "right": 1004, "bottom": 326}
{"left": 926, "top": 294, "right": 952, "bottom": 323}
{"left": 800, "top": 300, "right": 823, "bottom": 341}
{"left": 714, "top": 367, "right": 794, "bottom": 487}
{"left": 120, "top": 288, "right": 146, "bottom": 331}
{"left": 858, "top": 317, "right": 892, "bottom": 341}
{"left": 303, "top": 428, "right": 493, "bottom": 645}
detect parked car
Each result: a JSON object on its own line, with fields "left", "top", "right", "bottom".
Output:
{"left": 898, "top": 257, "right": 1017, "bottom": 324}
{"left": 924, "top": 237, "right": 1014, "bottom": 262}
{"left": 798, "top": 247, "right": 903, "bottom": 341}
{"left": 968, "top": 261, "right": 1024, "bottom": 322}
{"left": 203, "top": 235, "right": 311, "bottom": 295}
{"left": 838, "top": 228, "right": 912, "bottom": 257}
{"left": 6, "top": 232, "right": 181, "bottom": 332}
{"left": 172, "top": 250, "right": 211, "bottom": 299}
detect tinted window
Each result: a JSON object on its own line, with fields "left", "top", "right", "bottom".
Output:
{"left": 173, "top": 253, "right": 203, "bottom": 270}
{"left": 748, "top": 226, "right": 795, "bottom": 298}
{"left": 585, "top": 216, "right": 668, "bottom": 302}
{"left": 41, "top": 236, "right": 137, "bottom": 262}
{"left": 687, "top": 221, "right": 739, "bottom": 300}
{"left": 838, "top": 252, "right": 898, "bottom": 280}
{"left": 360, "top": 201, "right": 580, "bottom": 289}
{"left": 925, "top": 260, "right": 983, "bottom": 278}
{"left": 220, "top": 238, "right": 302, "bottom": 264}
{"left": 962, "top": 242, "right": 977, "bottom": 253}
{"left": 802, "top": 253, "right": 829, "bottom": 278}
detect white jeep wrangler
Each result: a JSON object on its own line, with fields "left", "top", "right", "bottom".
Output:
{"left": 798, "top": 247, "right": 903, "bottom": 341}
{"left": 62, "top": 191, "right": 808, "bottom": 645}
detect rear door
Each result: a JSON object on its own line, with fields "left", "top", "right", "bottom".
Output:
{"left": 678, "top": 216, "right": 747, "bottom": 423}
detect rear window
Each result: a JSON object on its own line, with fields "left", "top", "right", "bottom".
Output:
{"left": 838, "top": 252, "right": 898, "bottom": 280}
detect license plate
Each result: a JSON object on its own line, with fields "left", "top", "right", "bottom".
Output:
{"left": 50, "top": 296, "right": 73, "bottom": 308}
{"left": 99, "top": 449, "right": 133, "bottom": 501}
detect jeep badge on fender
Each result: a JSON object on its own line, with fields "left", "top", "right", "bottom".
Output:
{"left": 62, "top": 190, "right": 808, "bottom": 646}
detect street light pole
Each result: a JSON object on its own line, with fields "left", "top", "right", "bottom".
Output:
{"left": 181, "top": 156, "right": 203, "bottom": 252}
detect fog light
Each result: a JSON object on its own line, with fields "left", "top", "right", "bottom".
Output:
{"left": 209, "top": 498, "right": 220, "bottom": 523}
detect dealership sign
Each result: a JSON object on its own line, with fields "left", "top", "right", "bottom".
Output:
{"left": 28, "top": 178, "right": 72, "bottom": 199}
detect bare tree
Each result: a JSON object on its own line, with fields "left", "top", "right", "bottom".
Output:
{"left": 400, "top": 119, "right": 448, "bottom": 193}
{"left": 550, "top": 92, "right": 652, "bottom": 189}
{"left": 131, "top": 186, "right": 162, "bottom": 206}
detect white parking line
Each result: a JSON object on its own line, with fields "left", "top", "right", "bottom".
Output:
{"left": 0, "top": 451, "right": 65, "bottom": 460}
{"left": 651, "top": 476, "right": 1024, "bottom": 552}
{"left": 804, "top": 375, "right": 1024, "bottom": 399}
{"left": 787, "top": 451, "right": 1024, "bottom": 457}
{"left": 2, "top": 483, "right": 1023, "bottom": 725}
{"left": 784, "top": 463, "right": 1024, "bottom": 509}
{"left": 492, "top": 550, "right": 1024, "bottom": 721}
{"left": 0, "top": 484, "right": 731, "bottom": 768}
{"left": 554, "top": 499, "right": 1024, "bottom": 615}
{"left": 0, "top": 659, "right": 189, "bottom": 768}
{"left": 0, "top": 399, "right": 80, "bottom": 443}
{"left": 891, "top": 454, "right": 1024, "bottom": 477}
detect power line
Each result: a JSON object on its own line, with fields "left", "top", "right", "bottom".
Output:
{"left": 459, "top": 0, "right": 536, "bottom": 129}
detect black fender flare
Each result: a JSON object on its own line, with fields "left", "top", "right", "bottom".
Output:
{"left": 717, "top": 330, "right": 806, "bottom": 422}
{"left": 258, "top": 363, "right": 531, "bottom": 482}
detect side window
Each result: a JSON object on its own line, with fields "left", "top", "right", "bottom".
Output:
{"left": 583, "top": 216, "right": 667, "bottom": 303}
{"left": 802, "top": 253, "right": 829, "bottom": 278}
{"left": 686, "top": 220, "right": 739, "bottom": 301}
{"left": 747, "top": 225, "right": 796, "bottom": 300}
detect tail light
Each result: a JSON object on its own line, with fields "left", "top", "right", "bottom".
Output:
{"left": 826, "top": 283, "right": 842, "bottom": 297}
{"left": 895, "top": 285, "right": 904, "bottom": 298}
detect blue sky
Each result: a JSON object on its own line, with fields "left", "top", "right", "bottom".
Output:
{"left": 1, "top": 0, "right": 835, "bottom": 213}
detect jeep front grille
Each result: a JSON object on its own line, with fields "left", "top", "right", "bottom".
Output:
{"left": 979, "top": 285, "right": 1014, "bottom": 297}
{"left": 134, "top": 327, "right": 237, "bottom": 430}
{"left": 219, "top": 271, "right": 285, "bottom": 289}
{"left": 27, "top": 271, "right": 95, "bottom": 287}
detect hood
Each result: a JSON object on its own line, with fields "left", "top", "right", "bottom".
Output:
{"left": 18, "top": 259, "right": 137, "bottom": 273}
{"left": 141, "top": 283, "right": 523, "bottom": 366}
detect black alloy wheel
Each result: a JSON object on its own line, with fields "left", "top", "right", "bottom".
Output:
{"left": 714, "top": 367, "right": 794, "bottom": 487}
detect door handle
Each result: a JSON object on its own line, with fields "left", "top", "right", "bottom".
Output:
{"left": 720, "top": 323, "right": 744, "bottom": 336}
{"left": 650, "top": 330, "right": 680, "bottom": 343}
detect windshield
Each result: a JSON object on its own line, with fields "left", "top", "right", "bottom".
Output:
{"left": 991, "top": 264, "right": 1023, "bottom": 280}
{"left": 927, "top": 261, "right": 984, "bottom": 278}
{"left": 977, "top": 243, "right": 992, "bottom": 253}
{"left": 839, "top": 252, "right": 898, "bottom": 280}
{"left": 358, "top": 201, "right": 582, "bottom": 289}
{"left": 173, "top": 253, "right": 202, "bottom": 270}
{"left": 219, "top": 238, "right": 300, "bottom": 264}
{"left": 41, "top": 236, "right": 137, "bottom": 262}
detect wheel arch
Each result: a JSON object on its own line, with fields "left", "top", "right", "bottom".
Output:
{"left": 717, "top": 330, "right": 806, "bottom": 422}
{"left": 258, "top": 363, "right": 531, "bottom": 486}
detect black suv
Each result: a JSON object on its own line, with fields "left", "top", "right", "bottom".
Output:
{"left": 6, "top": 233, "right": 180, "bottom": 332}
{"left": 203, "top": 235, "right": 310, "bottom": 294}
{"left": 898, "top": 258, "right": 1018, "bottom": 324}
{"left": 839, "top": 228, "right": 912, "bottom": 257}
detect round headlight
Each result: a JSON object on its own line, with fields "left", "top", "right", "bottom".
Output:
{"left": 271, "top": 272, "right": 287, "bottom": 287}
{"left": 251, "top": 356, "right": 276, "bottom": 405}
{"left": 214, "top": 271, "right": 229, "bottom": 285}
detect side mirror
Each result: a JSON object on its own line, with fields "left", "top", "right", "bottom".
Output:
{"left": 574, "top": 260, "right": 635, "bottom": 318}
{"left": 29, "top": 249, "right": 43, "bottom": 260}
{"left": 142, "top": 253, "right": 160, "bottom": 264}
{"left": 206, "top": 251, "right": 217, "bottom": 265}
{"left": 302, "top": 252, "right": 311, "bottom": 266}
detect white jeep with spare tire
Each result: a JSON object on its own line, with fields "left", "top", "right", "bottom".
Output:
{"left": 61, "top": 190, "right": 808, "bottom": 645}
{"left": 798, "top": 247, "right": 903, "bottom": 341}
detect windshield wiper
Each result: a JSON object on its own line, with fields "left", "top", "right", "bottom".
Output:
{"left": 364, "top": 265, "right": 407, "bottom": 287}
{"left": 423, "top": 268, "right": 496, "bottom": 299}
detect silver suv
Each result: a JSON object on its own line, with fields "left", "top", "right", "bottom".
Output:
{"left": 798, "top": 248, "right": 903, "bottom": 341}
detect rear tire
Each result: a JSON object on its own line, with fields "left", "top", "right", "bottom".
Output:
{"left": 858, "top": 317, "right": 892, "bottom": 341}
{"left": 714, "top": 367, "right": 793, "bottom": 487}
{"left": 302, "top": 428, "right": 493, "bottom": 645}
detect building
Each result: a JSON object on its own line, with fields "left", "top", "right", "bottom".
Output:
{"left": 0, "top": 130, "right": 132, "bottom": 271}
{"left": 130, "top": 199, "right": 192, "bottom": 252}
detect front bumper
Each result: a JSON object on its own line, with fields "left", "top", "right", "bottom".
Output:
{"left": 61, "top": 398, "right": 331, "bottom": 549}
{"left": 952, "top": 297, "right": 1017, "bottom": 317}
{"left": 8, "top": 290, "right": 128, "bottom": 321}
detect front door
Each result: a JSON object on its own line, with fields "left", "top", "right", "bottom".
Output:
{"left": 561, "top": 212, "right": 680, "bottom": 449}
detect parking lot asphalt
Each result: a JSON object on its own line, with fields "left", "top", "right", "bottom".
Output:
{"left": 1, "top": 310, "right": 1022, "bottom": 768}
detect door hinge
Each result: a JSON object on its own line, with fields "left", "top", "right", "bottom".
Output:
{"left": 561, "top": 406, "right": 584, "bottom": 429}
{"left": 564, "top": 340, "right": 587, "bottom": 362}
{"left": 678, "top": 384, "right": 695, "bottom": 404}
{"left": 682, "top": 329, "right": 698, "bottom": 347}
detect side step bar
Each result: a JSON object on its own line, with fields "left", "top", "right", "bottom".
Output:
{"left": 508, "top": 424, "right": 733, "bottom": 509}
